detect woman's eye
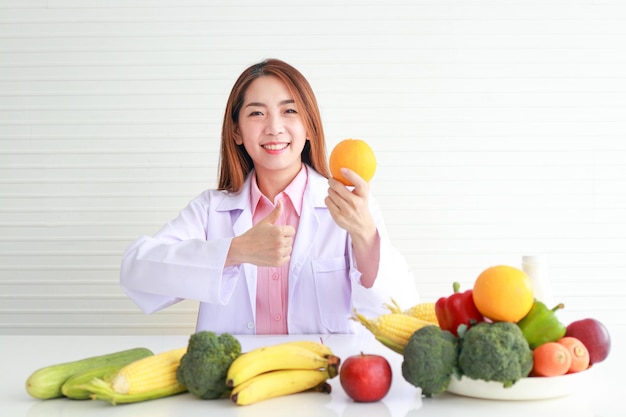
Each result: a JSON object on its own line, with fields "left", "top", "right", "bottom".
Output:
{"left": 285, "top": 108, "right": 298, "bottom": 114}
{"left": 248, "top": 111, "right": 263, "bottom": 116}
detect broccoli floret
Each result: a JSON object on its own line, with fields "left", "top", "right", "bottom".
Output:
{"left": 401, "top": 325, "right": 459, "bottom": 397}
{"left": 458, "top": 321, "right": 533, "bottom": 388}
{"left": 176, "top": 331, "right": 241, "bottom": 399}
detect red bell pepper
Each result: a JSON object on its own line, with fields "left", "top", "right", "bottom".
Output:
{"left": 435, "top": 282, "right": 485, "bottom": 336}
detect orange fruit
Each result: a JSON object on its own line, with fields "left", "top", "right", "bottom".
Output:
{"left": 329, "top": 138, "right": 377, "bottom": 186}
{"left": 472, "top": 265, "right": 534, "bottom": 323}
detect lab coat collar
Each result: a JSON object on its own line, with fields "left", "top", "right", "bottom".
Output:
{"left": 304, "top": 165, "right": 331, "bottom": 208}
{"left": 215, "top": 165, "right": 329, "bottom": 213}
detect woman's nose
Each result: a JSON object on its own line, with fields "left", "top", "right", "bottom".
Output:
{"left": 264, "top": 113, "right": 284, "bottom": 135}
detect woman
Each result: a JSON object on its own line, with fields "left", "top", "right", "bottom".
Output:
{"left": 120, "top": 59, "right": 417, "bottom": 334}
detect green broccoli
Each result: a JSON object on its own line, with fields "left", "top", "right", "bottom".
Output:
{"left": 401, "top": 325, "right": 459, "bottom": 397}
{"left": 176, "top": 331, "right": 241, "bottom": 399}
{"left": 458, "top": 321, "right": 533, "bottom": 388}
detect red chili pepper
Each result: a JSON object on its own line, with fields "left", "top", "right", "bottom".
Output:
{"left": 435, "top": 282, "right": 485, "bottom": 336}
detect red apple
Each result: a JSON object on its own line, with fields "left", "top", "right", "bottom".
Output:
{"left": 339, "top": 353, "right": 392, "bottom": 402}
{"left": 565, "top": 318, "right": 611, "bottom": 364}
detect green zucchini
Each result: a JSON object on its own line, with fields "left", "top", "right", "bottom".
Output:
{"left": 26, "top": 347, "right": 153, "bottom": 400}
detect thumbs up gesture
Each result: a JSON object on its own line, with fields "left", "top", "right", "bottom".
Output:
{"left": 226, "top": 200, "right": 296, "bottom": 267}
{"left": 263, "top": 198, "right": 286, "bottom": 226}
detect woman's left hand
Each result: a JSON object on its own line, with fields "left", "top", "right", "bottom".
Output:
{"left": 325, "top": 168, "right": 376, "bottom": 240}
{"left": 326, "top": 168, "right": 380, "bottom": 288}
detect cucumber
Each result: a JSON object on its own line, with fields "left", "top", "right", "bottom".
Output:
{"left": 26, "top": 347, "right": 153, "bottom": 399}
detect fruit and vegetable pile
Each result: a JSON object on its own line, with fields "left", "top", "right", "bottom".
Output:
{"left": 26, "top": 332, "right": 341, "bottom": 406}
{"left": 355, "top": 264, "right": 612, "bottom": 397}
{"left": 25, "top": 263, "right": 611, "bottom": 406}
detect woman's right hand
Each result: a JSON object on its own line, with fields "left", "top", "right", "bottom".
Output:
{"left": 225, "top": 200, "right": 295, "bottom": 267}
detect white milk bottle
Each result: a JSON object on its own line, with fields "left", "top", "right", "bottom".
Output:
{"left": 521, "top": 255, "right": 555, "bottom": 306}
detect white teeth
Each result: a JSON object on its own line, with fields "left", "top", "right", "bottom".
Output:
{"left": 263, "top": 143, "right": 288, "bottom": 151}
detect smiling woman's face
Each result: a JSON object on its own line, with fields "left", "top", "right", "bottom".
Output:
{"left": 235, "top": 75, "right": 308, "bottom": 181}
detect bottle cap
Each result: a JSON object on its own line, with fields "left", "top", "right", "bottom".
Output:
{"left": 522, "top": 255, "right": 547, "bottom": 265}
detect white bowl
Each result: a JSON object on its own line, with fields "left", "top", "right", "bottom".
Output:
{"left": 446, "top": 368, "right": 592, "bottom": 400}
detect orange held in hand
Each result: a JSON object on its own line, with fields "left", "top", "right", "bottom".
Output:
{"left": 329, "top": 138, "right": 377, "bottom": 186}
{"left": 472, "top": 265, "right": 534, "bottom": 323}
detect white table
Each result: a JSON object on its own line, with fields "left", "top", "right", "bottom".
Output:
{"left": 2, "top": 328, "right": 623, "bottom": 417}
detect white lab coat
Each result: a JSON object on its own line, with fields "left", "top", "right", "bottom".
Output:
{"left": 120, "top": 166, "right": 418, "bottom": 334}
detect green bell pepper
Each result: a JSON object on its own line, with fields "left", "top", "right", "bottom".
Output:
{"left": 517, "top": 300, "right": 566, "bottom": 350}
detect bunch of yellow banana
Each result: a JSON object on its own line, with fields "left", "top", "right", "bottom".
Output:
{"left": 226, "top": 340, "right": 340, "bottom": 406}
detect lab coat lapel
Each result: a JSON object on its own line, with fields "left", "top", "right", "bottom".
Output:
{"left": 216, "top": 176, "right": 258, "bottom": 321}
{"left": 289, "top": 170, "right": 327, "bottom": 292}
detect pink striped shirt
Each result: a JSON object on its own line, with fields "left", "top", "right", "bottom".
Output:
{"left": 250, "top": 165, "right": 307, "bottom": 334}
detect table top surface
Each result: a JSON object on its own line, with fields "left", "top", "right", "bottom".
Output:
{"left": 2, "top": 327, "right": 623, "bottom": 417}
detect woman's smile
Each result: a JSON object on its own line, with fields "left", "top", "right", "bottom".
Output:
{"left": 262, "top": 142, "right": 290, "bottom": 152}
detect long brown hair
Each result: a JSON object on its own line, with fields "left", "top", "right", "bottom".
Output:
{"left": 218, "top": 59, "right": 329, "bottom": 192}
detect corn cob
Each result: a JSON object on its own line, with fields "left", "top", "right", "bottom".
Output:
{"left": 385, "top": 298, "right": 439, "bottom": 325}
{"left": 352, "top": 310, "right": 432, "bottom": 354}
{"left": 111, "top": 347, "right": 186, "bottom": 395}
{"left": 61, "top": 364, "right": 121, "bottom": 400}
{"left": 83, "top": 347, "right": 188, "bottom": 405}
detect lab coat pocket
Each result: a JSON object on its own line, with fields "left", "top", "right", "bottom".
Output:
{"left": 312, "top": 256, "right": 352, "bottom": 333}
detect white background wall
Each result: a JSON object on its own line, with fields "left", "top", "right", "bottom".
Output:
{"left": 1, "top": 0, "right": 625, "bottom": 335}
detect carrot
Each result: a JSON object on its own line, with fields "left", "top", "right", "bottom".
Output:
{"left": 558, "top": 336, "right": 590, "bottom": 373}
{"left": 531, "top": 342, "right": 572, "bottom": 377}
